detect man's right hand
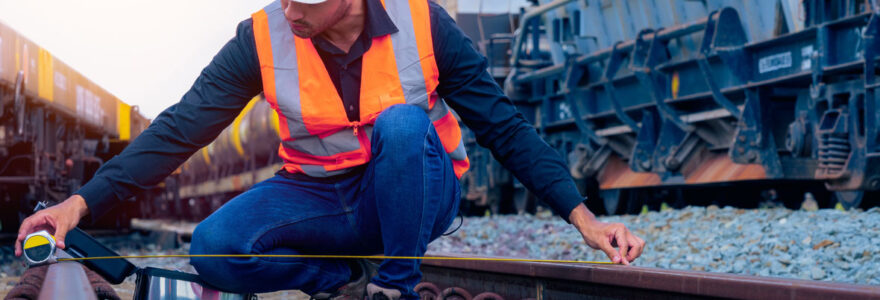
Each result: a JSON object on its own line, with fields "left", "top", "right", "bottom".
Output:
{"left": 14, "top": 195, "right": 89, "bottom": 257}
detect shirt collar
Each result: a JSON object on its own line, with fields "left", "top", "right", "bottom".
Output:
{"left": 310, "top": 0, "right": 398, "bottom": 57}
{"left": 363, "top": 0, "right": 398, "bottom": 38}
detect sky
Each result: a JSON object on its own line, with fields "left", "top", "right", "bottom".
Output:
{"left": 0, "top": 1, "right": 270, "bottom": 119}
{"left": 0, "top": 0, "right": 529, "bottom": 119}
{"left": 456, "top": 0, "right": 530, "bottom": 13}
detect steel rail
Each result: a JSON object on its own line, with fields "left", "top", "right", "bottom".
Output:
{"left": 420, "top": 252, "right": 880, "bottom": 300}
{"left": 37, "top": 250, "right": 98, "bottom": 300}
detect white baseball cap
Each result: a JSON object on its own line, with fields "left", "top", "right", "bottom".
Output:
{"left": 290, "top": 0, "right": 327, "bottom": 3}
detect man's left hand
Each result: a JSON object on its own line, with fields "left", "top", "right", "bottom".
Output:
{"left": 569, "top": 203, "right": 645, "bottom": 265}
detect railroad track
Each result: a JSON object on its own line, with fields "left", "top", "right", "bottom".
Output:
{"left": 7, "top": 250, "right": 880, "bottom": 299}
{"left": 418, "top": 253, "right": 880, "bottom": 300}
{"left": 6, "top": 220, "right": 880, "bottom": 299}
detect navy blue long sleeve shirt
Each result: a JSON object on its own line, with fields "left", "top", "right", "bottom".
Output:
{"left": 76, "top": 0, "right": 583, "bottom": 222}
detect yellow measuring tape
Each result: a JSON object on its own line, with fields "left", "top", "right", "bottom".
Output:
{"left": 58, "top": 254, "right": 613, "bottom": 265}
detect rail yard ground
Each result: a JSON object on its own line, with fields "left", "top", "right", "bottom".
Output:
{"left": 431, "top": 206, "right": 880, "bottom": 285}
{"left": 2, "top": 205, "right": 879, "bottom": 299}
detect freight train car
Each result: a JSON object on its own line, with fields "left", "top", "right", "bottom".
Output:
{"left": 141, "top": 96, "right": 283, "bottom": 221}
{"left": 470, "top": 0, "right": 880, "bottom": 215}
{"left": 0, "top": 21, "right": 150, "bottom": 232}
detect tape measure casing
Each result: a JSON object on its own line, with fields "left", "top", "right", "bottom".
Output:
{"left": 22, "top": 230, "right": 56, "bottom": 266}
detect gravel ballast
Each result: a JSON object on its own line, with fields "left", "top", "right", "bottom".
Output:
{"left": 427, "top": 206, "right": 880, "bottom": 285}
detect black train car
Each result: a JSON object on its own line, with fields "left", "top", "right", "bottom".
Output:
{"left": 464, "top": 0, "right": 880, "bottom": 215}
{"left": 143, "top": 96, "right": 282, "bottom": 221}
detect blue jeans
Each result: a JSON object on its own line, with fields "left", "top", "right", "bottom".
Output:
{"left": 189, "top": 105, "right": 461, "bottom": 299}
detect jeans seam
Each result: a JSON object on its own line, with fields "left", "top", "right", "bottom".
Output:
{"left": 249, "top": 258, "right": 349, "bottom": 292}
{"left": 335, "top": 183, "right": 362, "bottom": 238}
{"left": 432, "top": 144, "right": 457, "bottom": 239}
{"left": 414, "top": 129, "right": 430, "bottom": 259}
{"left": 247, "top": 212, "right": 352, "bottom": 254}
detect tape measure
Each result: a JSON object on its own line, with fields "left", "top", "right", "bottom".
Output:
{"left": 22, "top": 230, "right": 57, "bottom": 266}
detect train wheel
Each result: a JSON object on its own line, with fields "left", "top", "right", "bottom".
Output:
{"left": 600, "top": 189, "right": 621, "bottom": 215}
{"left": 489, "top": 189, "right": 502, "bottom": 215}
{"left": 833, "top": 191, "right": 864, "bottom": 210}
{"left": 600, "top": 189, "right": 642, "bottom": 215}
{"left": 414, "top": 282, "right": 441, "bottom": 299}
{"left": 625, "top": 189, "right": 649, "bottom": 215}
{"left": 861, "top": 190, "right": 880, "bottom": 209}
{"left": 581, "top": 177, "right": 605, "bottom": 215}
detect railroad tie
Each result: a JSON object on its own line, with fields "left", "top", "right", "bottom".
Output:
{"left": 3, "top": 264, "right": 48, "bottom": 300}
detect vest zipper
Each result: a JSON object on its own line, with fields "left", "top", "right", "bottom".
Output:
{"left": 350, "top": 121, "right": 361, "bottom": 137}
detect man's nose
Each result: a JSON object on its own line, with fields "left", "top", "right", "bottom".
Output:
{"left": 283, "top": 4, "right": 304, "bottom": 22}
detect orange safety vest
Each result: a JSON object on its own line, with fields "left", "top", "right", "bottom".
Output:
{"left": 252, "top": 0, "right": 469, "bottom": 178}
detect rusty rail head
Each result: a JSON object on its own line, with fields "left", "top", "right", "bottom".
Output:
{"left": 35, "top": 249, "right": 99, "bottom": 300}
{"left": 37, "top": 262, "right": 98, "bottom": 300}
{"left": 422, "top": 253, "right": 880, "bottom": 300}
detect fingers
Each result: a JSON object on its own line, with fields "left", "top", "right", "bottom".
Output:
{"left": 597, "top": 238, "right": 621, "bottom": 264}
{"left": 626, "top": 234, "right": 645, "bottom": 262}
{"left": 580, "top": 221, "right": 645, "bottom": 265}
{"left": 54, "top": 222, "right": 69, "bottom": 250}
{"left": 14, "top": 212, "right": 62, "bottom": 256}
{"left": 613, "top": 227, "right": 630, "bottom": 265}
{"left": 14, "top": 217, "right": 36, "bottom": 257}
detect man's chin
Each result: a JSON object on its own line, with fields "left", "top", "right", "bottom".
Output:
{"left": 291, "top": 29, "right": 313, "bottom": 38}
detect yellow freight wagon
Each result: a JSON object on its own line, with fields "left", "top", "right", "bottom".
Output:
{"left": 0, "top": 20, "right": 150, "bottom": 231}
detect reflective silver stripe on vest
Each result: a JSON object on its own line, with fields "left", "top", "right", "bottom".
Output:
{"left": 301, "top": 164, "right": 350, "bottom": 177}
{"left": 449, "top": 139, "right": 468, "bottom": 160}
{"left": 384, "top": 0, "right": 431, "bottom": 106}
{"left": 385, "top": 0, "right": 466, "bottom": 160}
{"left": 264, "top": 1, "right": 311, "bottom": 138}
{"left": 282, "top": 129, "right": 361, "bottom": 156}
{"left": 434, "top": 101, "right": 467, "bottom": 160}
{"left": 430, "top": 101, "right": 468, "bottom": 158}
{"left": 427, "top": 100, "right": 450, "bottom": 121}
{"left": 364, "top": 126, "right": 375, "bottom": 141}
